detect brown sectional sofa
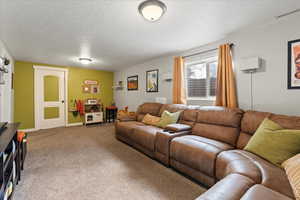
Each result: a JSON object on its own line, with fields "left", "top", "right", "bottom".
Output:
{"left": 115, "top": 103, "right": 298, "bottom": 200}
{"left": 170, "top": 107, "right": 243, "bottom": 187}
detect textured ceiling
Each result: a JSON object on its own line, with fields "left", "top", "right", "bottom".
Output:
{"left": 1, "top": 0, "right": 300, "bottom": 71}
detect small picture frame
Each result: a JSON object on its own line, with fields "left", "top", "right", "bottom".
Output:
{"left": 91, "top": 85, "right": 100, "bottom": 94}
{"left": 127, "top": 75, "right": 138, "bottom": 91}
{"left": 146, "top": 69, "right": 159, "bottom": 92}
{"left": 288, "top": 39, "right": 300, "bottom": 89}
{"left": 82, "top": 84, "right": 90, "bottom": 93}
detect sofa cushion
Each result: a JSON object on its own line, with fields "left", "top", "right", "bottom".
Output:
{"left": 241, "top": 185, "right": 293, "bottom": 200}
{"left": 115, "top": 121, "right": 145, "bottom": 138}
{"left": 237, "top": 111, "right": 300, "bottom": 149}
{"left": 216, "top": 150, "right": 295, "bottom": 198}
{"left": 197, "top": 106, "right": 243, "bottom": 128}
{"left": 158, "top": 104, "right": 188, "bottom": 116}
{"left": 192, "top": 106, "right": 243, "bottom": 146}
{"left": 157, "top": 110, "right": 181, "bottom": 128}
{"left": 142, "top": 114, "right": 161, "bottom": 126}
{"left": 165, "top": 123, "right": 192, "bottom": 132}
{"left": 282, "top": 154, "right": 300, "bottom": 199}
{"left": 241, "top": 111, "right": 272, "bottom": 134}
{"left": 170, "top": 135, "right": 233, "bottom": 177}
{"left": 179, "top": 109, "right": 198, "bottom": 126}
{"left": 136, "top": 103, "right": 163, "bottom": 121}
{"left": 237, "top": 111, "right": 272, "bottom": 149}
{"left": 129, "top": 125, "right": 163, "bottom": 151}
{"left": 270, "top": 114, "right": 300, "bottom": 130}
{"left": 244, "top": 118, "right": 300, "bottom": 166}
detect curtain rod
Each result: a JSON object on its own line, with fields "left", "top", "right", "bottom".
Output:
{"left": 183, "top": 43, "right": 234, "bottom": 59}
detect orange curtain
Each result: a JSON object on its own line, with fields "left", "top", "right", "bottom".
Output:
{"left": 173, "top": 56, "right": 187, "bottom": 104}
{"left": 215, "top": 44, "right": 238, "bottom": 108}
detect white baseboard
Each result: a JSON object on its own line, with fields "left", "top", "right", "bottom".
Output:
{"left": 18, "top": 128, "right": 38, "bottom": 132}
{"left": 66, "top": 122, "right": 83, "bottom": 127}
{"left": 18, "top": 123, "right": 83, "bottom": 132}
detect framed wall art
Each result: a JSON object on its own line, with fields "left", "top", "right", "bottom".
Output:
{"left": 288, "top": 39, "right": 300, "bottom": 89}
{"left": 82, "top": 80, "right": 100, "bottom": 94}
{"left": 127, "top": 75, "right": 138, "bottom": 91}
{"left": 82, "top": 84, "right": 91, "bottom": 93}
{"left": 146, "top": 69, "right": 158, "bottom": 92}
{"left": 91, "top": 84, "right": 100, "bottom": 94}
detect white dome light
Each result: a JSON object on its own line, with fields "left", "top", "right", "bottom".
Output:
{"left": 79, "top": 58, "right": 92, "bottom": 65}
{"left": 138, "top": 0, "right": 167, "bottom": 22}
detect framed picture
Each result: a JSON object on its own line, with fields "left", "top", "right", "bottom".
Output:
{"left": 91, "top": 85, "right": 100, "bottom": 94}
{"left": 146, "top": 69, "right": 158, "bottom": 92}
{"left": 288, "top": 39, "right": 300, "bottom": 89}
{"left": 82, "top": 84, "right": 91, "bottom": 93}
{"left": 127, "top": 75, "right": 138, "bottom": 91}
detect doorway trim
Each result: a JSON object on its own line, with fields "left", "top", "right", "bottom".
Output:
{"left": 33, "top": 65, "right": 69, "bottom": 130}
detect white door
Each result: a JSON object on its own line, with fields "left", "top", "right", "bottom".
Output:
{"left": 34, "top": 67, "right": 67, "bottom": 129}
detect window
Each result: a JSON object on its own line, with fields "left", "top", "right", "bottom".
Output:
{"left": 185, "top": 58, "right": 217, "bottom": 100}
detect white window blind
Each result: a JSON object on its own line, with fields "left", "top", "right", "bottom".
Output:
{"left": 185, "top": 58, "right": 218, "bottom": 100}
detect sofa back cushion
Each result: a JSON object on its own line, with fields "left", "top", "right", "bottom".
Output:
{"left": 238, "top": 111, "right": 300, "bottom": 149}
{"left": 192, "top": 106, "right": 244, "bottom": 146}
{"left": 179, "top": 109, "right": 198, "bottom": 126}
{"left": 158, "top": 104, "right": 188, "bottom": 116}
{"left": 270, "top": 114, "right": 300, "bottom": 130}
{"left": 237, "top": 111, "right": 271, "bottom": 149}
{"left": 136, "top": 103, "right": 163, "bottom": 122}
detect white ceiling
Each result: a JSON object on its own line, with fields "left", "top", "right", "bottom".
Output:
{"left": 1, "top": 0, "right": 300, "bottom": 71}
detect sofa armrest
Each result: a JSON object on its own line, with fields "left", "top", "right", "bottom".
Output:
{"left": 155, "top": 130, "right": 189, "bottom": 166}
{"left": 164, "top": 123, "right": 192, "bottom": 132}
{"left": 196, "top": 174, "right": 255, "bottom": 200}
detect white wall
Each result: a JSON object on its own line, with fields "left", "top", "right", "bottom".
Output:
{"left": 115, "top": 12, "right": 300, "bottom": 116}
{"left": 114, "top": 42, "right": 223, "bottom": 111}
{"left": 0, "top": 39, "right": 14, "bottom": 122}
{"left": 114, "top": 56, "right": 174, "bottom": 111}
{"left": 229, "top": 13, "right": 300, "bottom": 116}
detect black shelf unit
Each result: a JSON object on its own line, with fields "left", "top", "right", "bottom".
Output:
{"left": 0, "top": 123, "right": 20, "bottom": 200}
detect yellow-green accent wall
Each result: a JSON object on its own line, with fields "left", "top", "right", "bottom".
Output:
{"left": 14, "top": 61, "right": 114, "bottom": 129}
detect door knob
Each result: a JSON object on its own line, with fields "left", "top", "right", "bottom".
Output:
{"left": 62, "top": 100, "right": 65, "bottom": 103}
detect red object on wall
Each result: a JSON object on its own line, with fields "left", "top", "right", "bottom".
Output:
{"left": 75, "top": 100, "right": 84, "bottom": 116}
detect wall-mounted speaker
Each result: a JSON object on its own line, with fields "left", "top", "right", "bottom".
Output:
{"left": 240, "top": 57, "right": 262, "bottom": 72}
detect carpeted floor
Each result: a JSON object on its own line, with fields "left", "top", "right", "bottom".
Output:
{"left": 14, "top": 124, "right": 206, "bottom": 200}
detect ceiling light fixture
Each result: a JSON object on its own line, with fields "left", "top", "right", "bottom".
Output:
{"left": 138, "top": 0, "right": 167, "bottom": 22}
{"left": 79, "top": 57, "right": 92, "bottom": 65}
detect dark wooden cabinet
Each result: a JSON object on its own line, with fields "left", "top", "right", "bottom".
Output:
{"left": 0, "top": 123, "right": 20, "bottom": 200}
{"left": 106, "top": 107, "right": 118, "bottom": 123}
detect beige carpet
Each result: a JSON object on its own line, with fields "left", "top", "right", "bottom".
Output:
{"left": 14, "top": 124, "right": 206, "bottom": 200}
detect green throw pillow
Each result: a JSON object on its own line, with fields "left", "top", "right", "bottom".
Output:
{"left": 244, "top": 118, "right": 300, "bottom": 167}
{"left": 157, "top": 110, "right": 181, "bottom": 128}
